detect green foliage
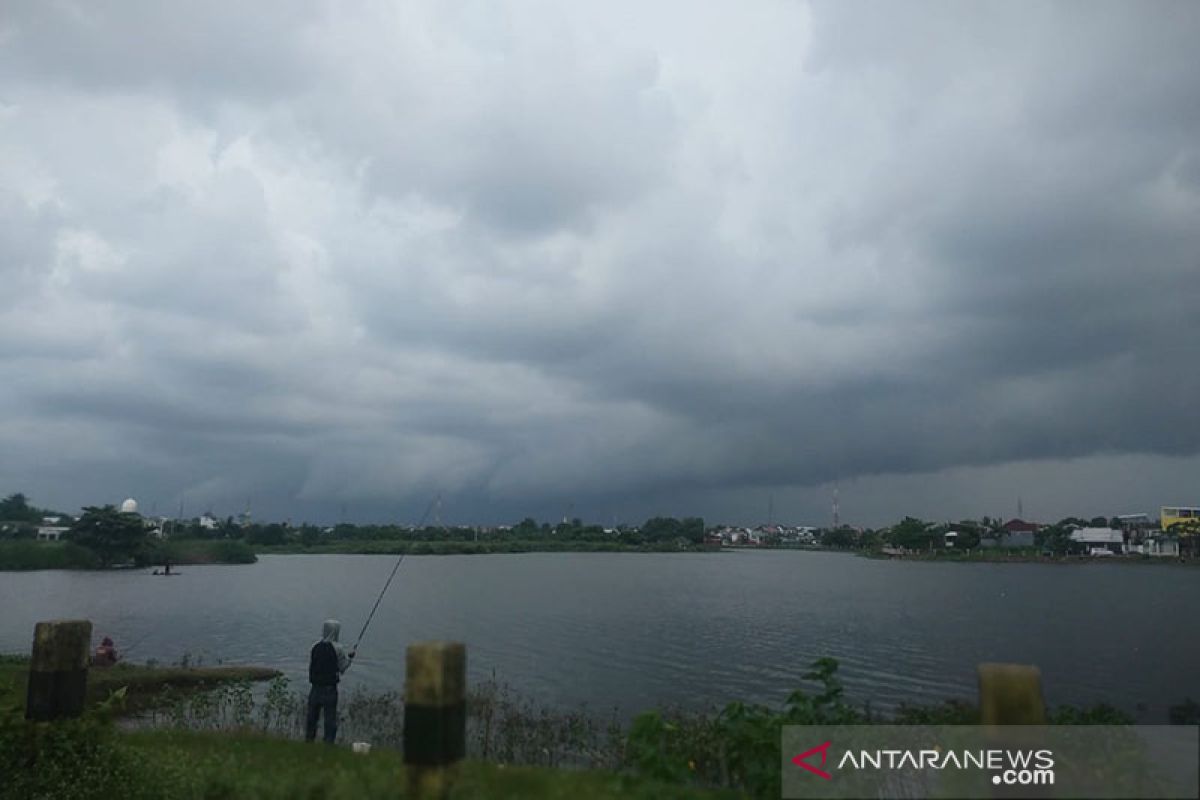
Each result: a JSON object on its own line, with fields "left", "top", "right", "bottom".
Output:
{"left": 1048, "top": 703, "right": 1135, "bottom": 725}
{"left": 0, "top": 541, "right": 100, "bottom": 571}
{"left": 149, "top": 539, "right": 257, "bottom": 565}
{"left": 625, "top": 657, "right": 863, "bottom": 798}
{"left": 0, "top": 492, "right": 61, "bottom": 524}
{"left": 887, "top": 517, "right": 937, "bottom": 550}
{"left": 0, "top": 690, "right": 149, "bottom": 800}
{"left": 70, "top": 505, "right": 149, "bottom": 567}
{"left": 245, "top": 523, "right": 288, "bottom": 546}
{"left": 821, "top": 527, "right": 858, "bottom": 549}
{"left": 1035, "top": 523, "right": 1078, "bottom": 555}
{"left": 640, "top": 517, "right": 705, "bottom": 544}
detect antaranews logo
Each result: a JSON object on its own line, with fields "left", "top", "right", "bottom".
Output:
{"left": 791, "top": 741, "right": 833, "bottom": 780}
{"left": 784, "top": 724, "right": 1198, "bottom": 800}
{"left": 789, "top": 740, "right": 1055, "bottom": 786}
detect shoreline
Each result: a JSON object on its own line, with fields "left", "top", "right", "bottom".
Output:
{"left": 0, "top": 654, "right": 280, "bottom": 717}
{"left": 857, "top": 549, "right": 1199, "bottom": 566}
{"left": 253, "top": 539, "right": 720, "bottom": 557}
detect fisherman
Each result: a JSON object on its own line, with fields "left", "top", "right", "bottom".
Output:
{"left": 305, "top": 619, "right": 355, "bottom": 743}
{"left": 92, "top": 636, "right": 119, "bottom": 667}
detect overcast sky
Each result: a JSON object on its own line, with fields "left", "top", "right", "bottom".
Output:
{"left": 2, "top": 1, "right": 1198, "bottom": 526}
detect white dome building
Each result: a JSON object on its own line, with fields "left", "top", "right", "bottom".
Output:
{"left": 120, "top": 498, "right": 139, "bottom": 514}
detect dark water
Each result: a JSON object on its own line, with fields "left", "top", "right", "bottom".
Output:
{"left": 1, "top": 551, "right": 1196, "bottom": 721}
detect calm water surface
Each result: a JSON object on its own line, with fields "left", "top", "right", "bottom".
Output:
{"left": 1, "top": 551, "right": 1195, "bottom": 721}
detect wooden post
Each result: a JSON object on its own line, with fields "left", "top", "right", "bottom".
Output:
{"left": 979, "top": 663, "right": 1049, "bottom": 797}
{"left": 977, "top": 662, "right": 1045, "bottom": 724}
{"left": 26, "top": 620, "right": 92, "bottom": 721}
{"left": 404, "top": 642, "right": 466, "bottom": 799}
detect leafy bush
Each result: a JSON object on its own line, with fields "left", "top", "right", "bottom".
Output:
{"left": 0, "top": 689, "right": 155, "bottom": 800}
{"left": 0, "top": 541, "right": 100, "bottom": 571}
{"left": 625, "top": 657, "right": 863, "bottom": 797}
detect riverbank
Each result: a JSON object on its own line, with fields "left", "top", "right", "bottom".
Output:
{"left": 860, "top": 549, "right": 1198, "bottom": 565}
{"left": 255, "top": 539, "right": 717, "bottom": 556}
{"left": 0, "top": 540, "right": 100, "bottom": 570}
{"left": 0, "top": 654, "right": 280, "bottom": 717}
{"left": 0, "top": 539, "right": 256, "bottom": 570}
{"left": 19, "top": 728, "right": 724, "bottom": 800}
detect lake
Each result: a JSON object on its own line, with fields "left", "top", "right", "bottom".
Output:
{"left": 1, "top": 551, "right": 1196, "bottom": 721}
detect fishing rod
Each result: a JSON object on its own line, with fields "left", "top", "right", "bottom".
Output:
{"left": 351, "top": 492, "right": 440, "bottom": 654}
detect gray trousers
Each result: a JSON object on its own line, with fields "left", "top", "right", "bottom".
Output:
{"left": 305, "top": 684, "right": 338, "bottom": 743}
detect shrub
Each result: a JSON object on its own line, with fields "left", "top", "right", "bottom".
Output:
{"left": 0, "top": 689, "right": 153, "bottom": 800}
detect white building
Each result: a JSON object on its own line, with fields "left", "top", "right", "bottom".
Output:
{"left": 199, "top": 513, "right": 219, "bottom": 530}
{"left": 120, "top": 498, "right": 139, "bottom": 514}
{"left": 36, "top": 526, "right": 69, "bottom": 541}
{"left": 1070, "top": 528, "right": 1125, "bottom": 555}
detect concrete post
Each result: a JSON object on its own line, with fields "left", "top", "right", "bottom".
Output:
{"left": 403, "top": 641, "right": 466, "bottom": 799}
{"left": 26, "top": 620, "right": 93, "bottom": 721}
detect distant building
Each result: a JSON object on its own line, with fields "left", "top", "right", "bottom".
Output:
{"left": 120, "top": 498, "right": 139, "bottom": 514}
{"left": 1130, "top": 533, "right": 1180, "bottom": 558}
{"left": 1070, "top": 528, "right": 1125, "bottom": 555}
{"left": 36, "top": 525, "right": 69, "bottom": 542}
{"left": 991, "top": 519, "right": 1040, "bottom": 547}
{"left": 1146, "top": 534, "right": 1180, "bottom": 557}
{"left": 981, "top": 529, "right": 1035, "bottom": 549}
{"left": 199, "top": 513, "right": 219, "bottom": 530}
{"left": 1160, "top": 507, "right": 1199, "bottom": 530}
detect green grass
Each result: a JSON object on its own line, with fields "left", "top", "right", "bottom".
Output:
{"left": 150, "top": 539, "right": 257, "bottom": 565}
{"left": 0, "top": 540, "right": 100, "bottom": 570}
{"left": 0, "top": 656, "right": 279, "bottom": 717}
{"left": 117, "top": 730, "right": 725, "bottom": 799}
{"left": 0, "top": 539, "right": 256, "bottom": 571}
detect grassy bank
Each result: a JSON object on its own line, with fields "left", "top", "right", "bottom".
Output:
{"left": 150, "top": 539, "right": 257, "bottom": 565}
{"left": 129, "top": 730, "right": 720, "bottom": 799}
{"left": 255, "top": 539, "right": 716, "bottom": 556}
{"left": 0, "top": 655, "right": 279, "bottom": 717}
{"left": 7, "top": 727, "right": 723, "bottom": 800}
{"left": 0, "top": 539, "right": 256, "bottom": 570}
{"left": 0, "top": 540, "right": 100, "bottom": 570}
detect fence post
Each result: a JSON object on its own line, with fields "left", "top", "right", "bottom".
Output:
{"left": 404, "top": 641, "right": 466, "bottom": 799}
{"left": 977, "top": 662, "right": 1045, "bottom": 724}
{"left": 26, "top": 620, "right": 93, "bottom": 721}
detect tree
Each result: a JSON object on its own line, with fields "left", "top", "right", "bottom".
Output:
{"left": 246, "top": 523, "right": 288, "bottom": 546}
{"left": 640, "top": 517, "right": 704, "bottom": 543}
{"left": 1036, "top": 524, "right": 1074, "bottom": 556}
{"left": 888, "top": 517, "right": 937, "bottom": 550}
{"left": 822, "top": 527, "right": 857, "bottom": 549}
{"left": 70, "top": 505, "right": 149, "bottom": 567}
{"left": 0, "top": 493, "right": 33, "bottom": 521}
{"left": 513, "top": 517, "right": 540, "bottom": 537}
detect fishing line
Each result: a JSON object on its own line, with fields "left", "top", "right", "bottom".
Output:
{"left": 351, "top": 492, "right": 439, "bottom": 653}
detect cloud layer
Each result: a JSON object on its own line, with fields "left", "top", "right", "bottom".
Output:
{"left": 3, "top": 1, "right": 1198, "bottom": 524}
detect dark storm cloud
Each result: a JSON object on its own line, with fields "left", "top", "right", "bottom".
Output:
{"left": 1, "top": 1, "right": 1198, "bottom": 524}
